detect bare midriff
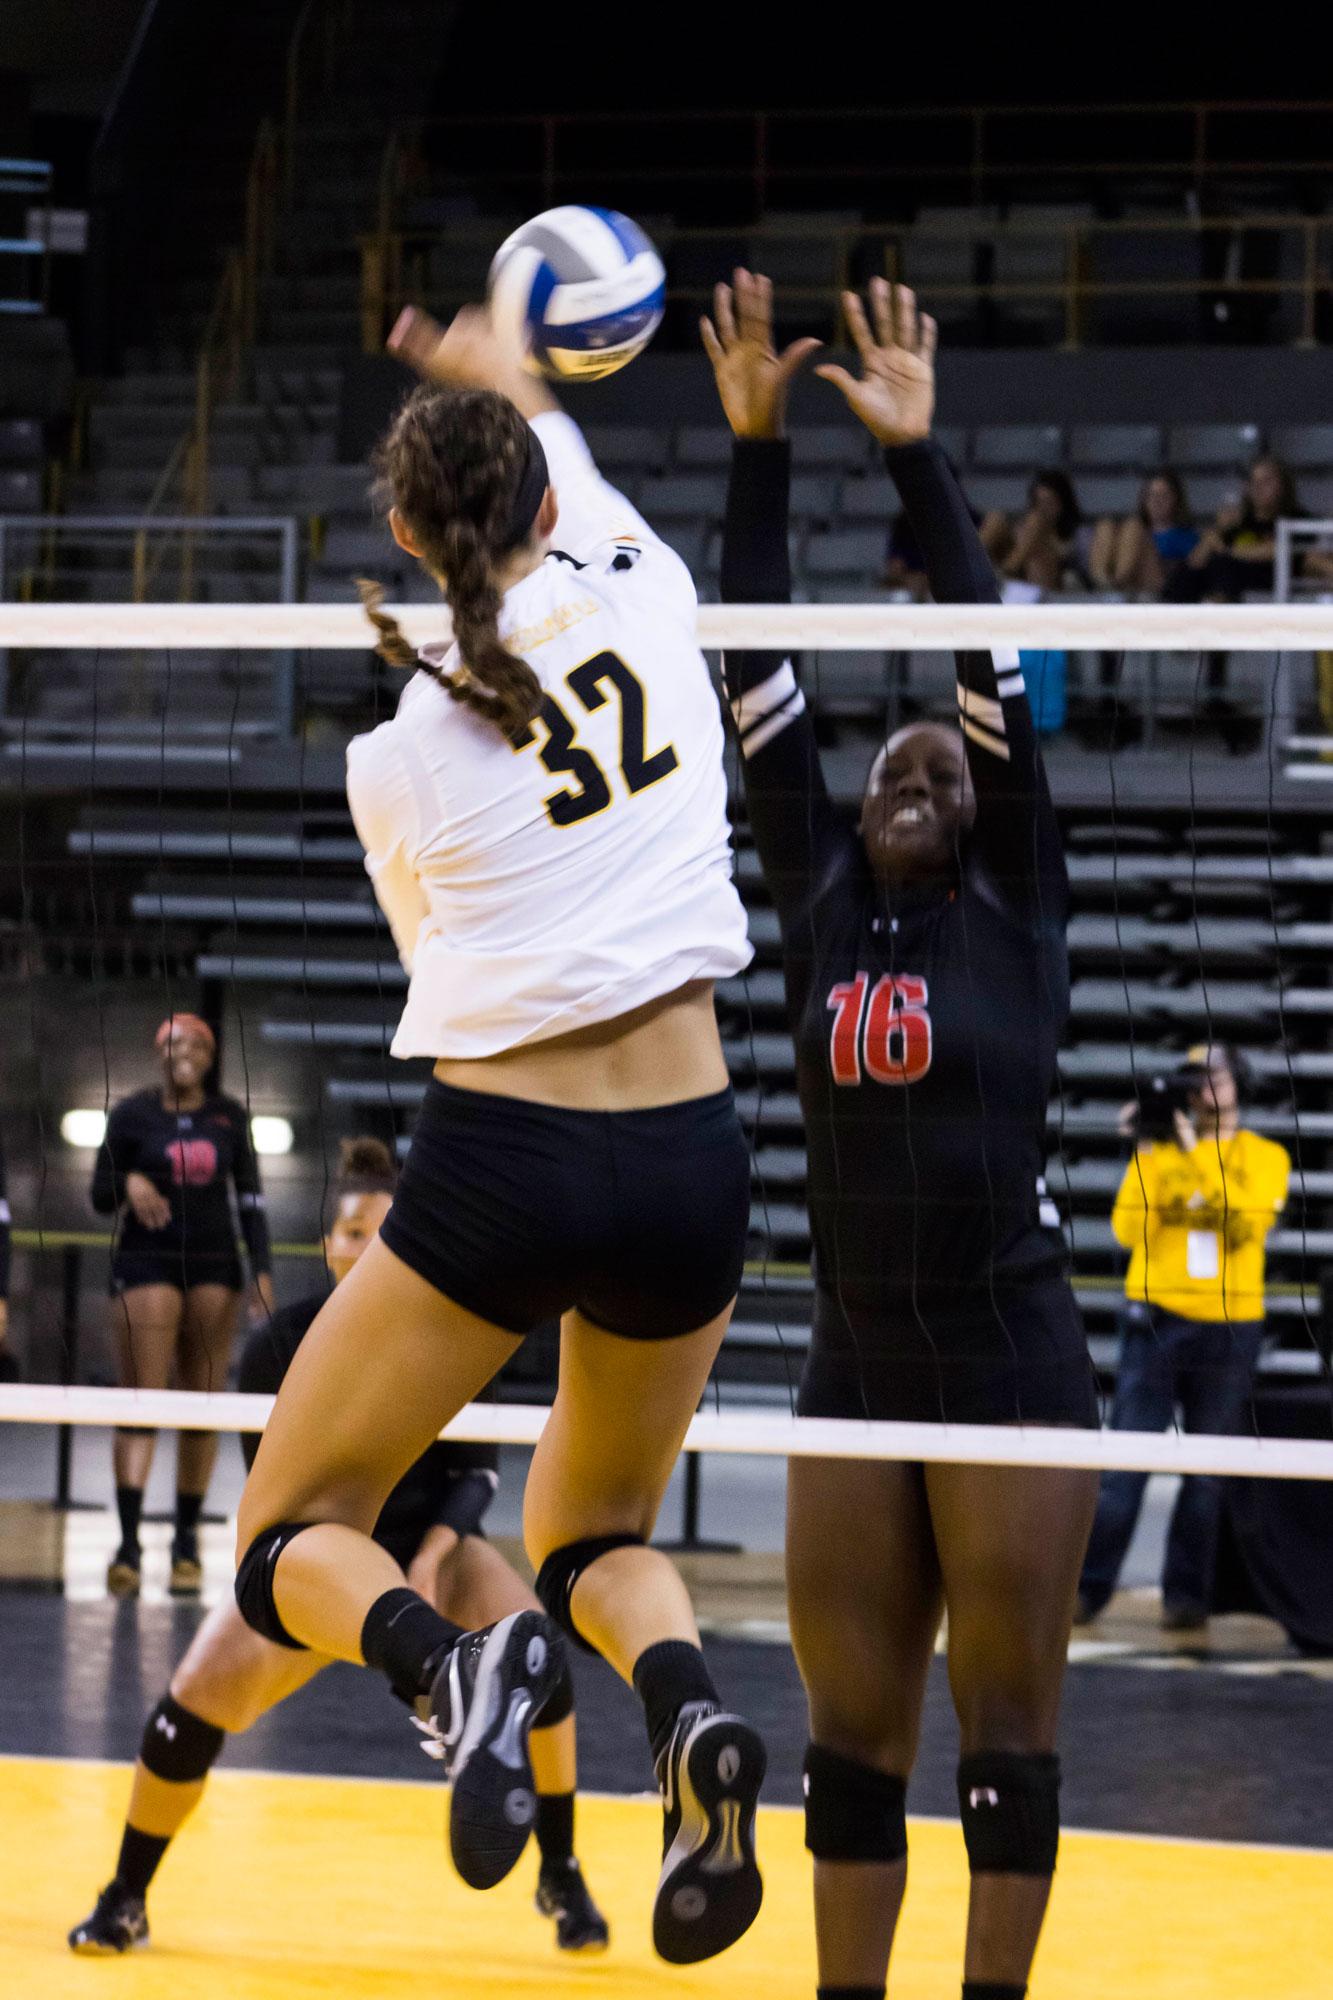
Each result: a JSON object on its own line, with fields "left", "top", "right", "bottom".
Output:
{"left": 432, "top": 978, "right": 730, "bottom": 1111}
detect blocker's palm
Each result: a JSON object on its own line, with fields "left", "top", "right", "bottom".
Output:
{"left": 816, "top": 279, "right": 937, "bottom": 448}
{"left": 701, "top": 269, "right": 821, "bottom": 440}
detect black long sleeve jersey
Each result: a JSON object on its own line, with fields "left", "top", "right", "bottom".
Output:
{"left": 238, "top": 1295, "right": 499, "bottom": 1560}
{"left": 722, "top": 437, "right": 1089, "bottom": 1414}
{"left": 0, "top": 1133, "right": 10, "bottom": 1303}
{"left": 91, "top": 1089, "right": 271, "bottom": 1280}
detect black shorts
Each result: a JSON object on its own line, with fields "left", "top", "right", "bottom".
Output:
{"left": 799, "top": 1279, "right": 1100, "bottom": 1427}
{"left": 110, "top": 1248, "right": 244, "bottom": 1297}
{"left": 379, "top": 1077, "right": 751, "bottom": 1341}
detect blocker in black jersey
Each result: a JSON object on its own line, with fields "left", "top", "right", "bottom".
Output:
{"left": 721, "top": 433, "right": 1097, "bottom": 1426}
{"left": 92, "top": 1089, "right": 272, "bottom": 1295}
{"left": 238, "top": 1295, "right": 500, "bottom": 1567}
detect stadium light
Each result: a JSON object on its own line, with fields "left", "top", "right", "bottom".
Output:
{"left": 60, "top": 1109, "right": 108, "bottom": 1150}
{"left": 250, "top": 1116, "right": 294, "bottom": 1157}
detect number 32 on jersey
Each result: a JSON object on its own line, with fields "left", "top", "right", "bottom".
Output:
{"left": 827, "top": 973, "right": 932, "bottom": 1086}
{"left": 514, "top": 650, "right": 679, "bottom": 827}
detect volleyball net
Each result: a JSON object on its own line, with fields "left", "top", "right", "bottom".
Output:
{"left": 1, "top": 600, "right": 1333, "bottom": 1487}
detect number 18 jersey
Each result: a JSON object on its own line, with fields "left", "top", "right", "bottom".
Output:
{"left": 346, "top": 411, "right": 751, "bottom": 1059}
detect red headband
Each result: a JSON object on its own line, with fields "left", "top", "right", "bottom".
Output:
{"left": 155, "top": 1013, "right": 215, "bottom": 1055}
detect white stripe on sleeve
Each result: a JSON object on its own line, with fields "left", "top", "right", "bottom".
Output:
{"left": 957, "top": 685, "right": 1006, "bottom": 732}
{"left": 960, "top": 714, "right": 1011, "bottom": 762}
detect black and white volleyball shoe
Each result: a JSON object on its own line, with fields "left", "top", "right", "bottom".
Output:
{"left": 68, "top": 1882, "right": 149, "bottom": 1954}
{"left": 413, "top": 1610, "right": 566, "bottom": 1891}
{"left": 651, "top": 1700, "right": 766, "bottom": 1963}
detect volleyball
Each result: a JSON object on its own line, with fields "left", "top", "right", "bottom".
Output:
{"left": 487, "top": 205, "right": 666, "bottom": 381}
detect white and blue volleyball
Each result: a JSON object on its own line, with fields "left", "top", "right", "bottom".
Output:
{"left": 488, "top": 206, "right": 665, "bottom": 381}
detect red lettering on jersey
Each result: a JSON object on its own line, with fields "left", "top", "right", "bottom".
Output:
{"left": 863, "top": 974, "right": 932, "bottom": 1085}
{"left": 166, "top": 1138, "right": 219, "bottom": 1187}
{"left": 826, "top": 974, "right": 869, "bottom": 1086}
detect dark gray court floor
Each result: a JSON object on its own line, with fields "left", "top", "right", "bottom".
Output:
{"left": 4, "top": 1591, "right": 1331, "bottom": 1851}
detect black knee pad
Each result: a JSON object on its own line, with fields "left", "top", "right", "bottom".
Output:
{"left": 957, "top": 1751, "right": 1061, "bottom": 1876}
{"left": 533, "top": 1533, "right": 645, "bottom": 1651}
{"left": 234, "top": 1521, "right": 316, "bottom": 1651}
{"left": 139, "top": 1694, "right": 226, "bottom": 1783}
{"left": 803, "top": 1743, "right": 908, "bottom": 1863}
{"left": 533, "top": 1655, "right": 576, "bottom": 1728}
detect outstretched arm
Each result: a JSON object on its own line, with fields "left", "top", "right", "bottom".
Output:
{"left": 820, "top": 280, "right": 1066, "bottom": 912}
{"left": 706, "top": 270, "right": 861, "bottom": 934}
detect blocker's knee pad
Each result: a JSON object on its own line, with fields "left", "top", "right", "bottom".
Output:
{"left": 533, "top": 1533, "right": 645, "bottom": 1651}
{"left": 138, "top": 1694, "right": 226, "bottom": 1783}
{"left": 803, "top": 1742, "right": 908, "bottom": 1862}
{"left": 234, "top": 1521, "right": 316, "bottom": 1650}
{"left": 957, "top": 1750, "right": 1061, "bottom": 1876}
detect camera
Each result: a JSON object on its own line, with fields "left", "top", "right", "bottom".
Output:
{"left": 1130, "top": 1060, "right": 1208, "bottom": 1145}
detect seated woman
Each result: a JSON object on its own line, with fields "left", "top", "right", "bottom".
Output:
{"left": 1179, "top": 453, "right": 1300, "bottom": 599}
{"left": 1089, "top": 467, "right": 1198, "bottom": 596}
{"left": 980, "top": 467, "right": 1089, "bottom": 591}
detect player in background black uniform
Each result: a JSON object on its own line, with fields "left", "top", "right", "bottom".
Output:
{"left": 91, "top": 1014, "right": 274, "bottom": 1597}
{"left": 705, "top": 274, "right": 1099, "bottom": 2000}
{"left": 0, "top": 1130, "right": 16, "bottom": 1382}
{"left": 70, "top": 1138, "right": 607, "bottom": 1959}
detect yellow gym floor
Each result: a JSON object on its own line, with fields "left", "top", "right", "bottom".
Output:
{"left": 3, "top": 1756, "right": 1330, "bottom": 1998}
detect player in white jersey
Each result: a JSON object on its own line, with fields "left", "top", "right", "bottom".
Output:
{"left": 234, "top": 304, "right": 767, "bottom": 1965}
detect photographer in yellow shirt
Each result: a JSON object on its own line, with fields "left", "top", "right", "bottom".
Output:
{"left": 1078, "top": 1045, "right": 1289, "bottom": 1631}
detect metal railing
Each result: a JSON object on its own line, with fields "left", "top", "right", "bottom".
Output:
{"left": 361, "top": 210, "right": 1333, "bottom": 354}
{"left": 376, "top": 100, "right": 1333, "bottom": 214}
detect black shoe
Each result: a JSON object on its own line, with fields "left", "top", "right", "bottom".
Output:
{"left": 1074, "top": 1590, "right": 1105, "bottom": 1626}
{"left": 421, "top": 1610, "right": 565, "bottom": 1892}
{"left": 652, "top": 1701, "right": 765, "bottom": 1965}
{"left": 68, "top": 1882, "right": 149, "bottom": 1954}
{"left": 536, "top": 1857, "right": 610, "bottom": 1952}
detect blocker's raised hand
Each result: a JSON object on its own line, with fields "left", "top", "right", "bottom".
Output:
{"left": 816, "top": 279, "right": 937, "bottom": 449}
{"left": 701, "top": 268, "right": 821, "bottom": 440}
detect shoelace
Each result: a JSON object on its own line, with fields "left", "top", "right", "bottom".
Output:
{"left": 411, "top": 1711, "right": 450, "bottom": 1765}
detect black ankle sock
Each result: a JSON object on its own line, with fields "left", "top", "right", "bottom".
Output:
{"left": 114, "top": 1825, "right": 170, "bottom": 1900}
{"left": 359, "top": 1588, "right": 463, "bottom": 1703}
{"left": 817, "top": 1987, "right": 885, "bottom": 1999}
{"left": 173, "top": 1491, "right": 203, "bottom": 1546}
{"left": 962, "top": 1983, "right": 1027, "bottom": 1999}
{"left": 631, "top": 1640, "right": 719, "bottom": 1765}
{"left": 114, "top": 1486, "right": 143, "bottom": 1559}
{"left": 535, "top": 1790, "right": 575, "bottom": 1869}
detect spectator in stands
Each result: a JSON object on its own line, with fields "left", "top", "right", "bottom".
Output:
{"left": 1089, "top": 468, "right": 1199, "bottom": 596}
{"left": 1078, "top": 1045, "right": 1290, "bottom": 1632}
{"left": 0, "top": 1130, "right": 15, "bottom": 1383}
{"left": 1178, "top": 453, "right": 1302, "bottom": 598}
{"left": 980, "top": 468, "right": 1091, "bottom": 591}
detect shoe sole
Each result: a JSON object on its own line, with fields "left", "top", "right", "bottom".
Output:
{"left": 169, "top": 1564, "right": 203, "bottom": 1597}
{"left": 653, "top": 1710, "right": 766, "bottom": 1965}
{"left": 444, "top": 1610, "right": 565, "bottom": 1891}
{"left": 106, "top": 1567, "right": 140, "bottom": 1600}
{"left": 69, "top": 1925, "right": 148, "bottom": 1955}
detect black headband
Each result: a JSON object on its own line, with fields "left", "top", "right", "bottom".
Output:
{"left": 496, "top": 424, "right": 550, "bottom": 553}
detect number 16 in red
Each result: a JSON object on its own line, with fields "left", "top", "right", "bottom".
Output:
{"left": 827, "top": 972, "right": 932, "bottom": 1087}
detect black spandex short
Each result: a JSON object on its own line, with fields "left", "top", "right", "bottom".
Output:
{"left": 798, "top": 1279, "right": 1100, "bottom": 1427}
{"left": 110, "top": 1249, "right": 244, "bottom": 1297}
{"left": 379, "top": 1077, "right": 751, "bottom": 1341}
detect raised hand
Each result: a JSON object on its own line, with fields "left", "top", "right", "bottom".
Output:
{"left": 815, "top": 279, "right": 937, "bottom": 448}
{"left": 700, "top": 268, "right": 821, "bottom": 440}
{"left": 387, "top": 304, "right": 556, "bottom": 417}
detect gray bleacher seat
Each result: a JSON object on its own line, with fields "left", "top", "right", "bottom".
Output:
{"left": 1182, "top": 471, "right": 1236, "bottom": 516}
{"left": 992, "top": 206, "right": 1093, "bottom": 339}
{"left": 660, "top": 522, "right": 706, "bottom": 573}
{"left": 1077, "top": 473, "right": 1142, "bottom": 517}
{"left": 0, "top": 468, "right": 41, "bottom": 510}
{"left": 0, "top": 418, "right": 42, "bottom": 465}
{"left": 902, "top": 206, "right": 999, "bottom": 309}
{"left": 639, "top": 473, "right": 724, "bottom": 519}
{"left": 255, "top": 464, "right": 372, "bottom": 513}
{"left": 803, "top": 526, "right": 888, "bottom": 578}
{"left": 322, "top": 523, "right": 404, "bottom": 570}
{"left": 972, "top": 425, "right": 1064, "bottom": 469}
{"left": 1169, "top": 423, "right": 1262, "bottom": 467}
{"left": 839, "top": 476, "right": 894, "bottom": 521}
{"left": 932, "top": 425, "right": 969, "bottom": 468}
{"left": 791, "top": 427, "right": 870, "bottom": 471}
{"left": 1297, "top": 474, "right": 1333, "bottom": 517}
{"left": 789, "top": 473, "right": 840, "bottom": 519}
{"left": 963, "top": 472, "right": 1029, "bottom": 515}
{"left": 583, "top": 425, "right": 668, "bottom": 473}
{"left": 1069, "top": 424, "right": 1162, "bottom": 470}
{"left": 1270, "top": 425, "right": 1333, "bottom": 469}
{"left": 674, "top": 427, "right": 733, "bottom": 468}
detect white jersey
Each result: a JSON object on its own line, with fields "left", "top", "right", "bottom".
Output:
{"left": 346, "top": 411, "right": 752, "bottom": 1060}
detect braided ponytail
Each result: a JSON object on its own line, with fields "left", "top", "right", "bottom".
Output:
{"left": 364, "top": 384, "right": 545, "bottom": 742}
